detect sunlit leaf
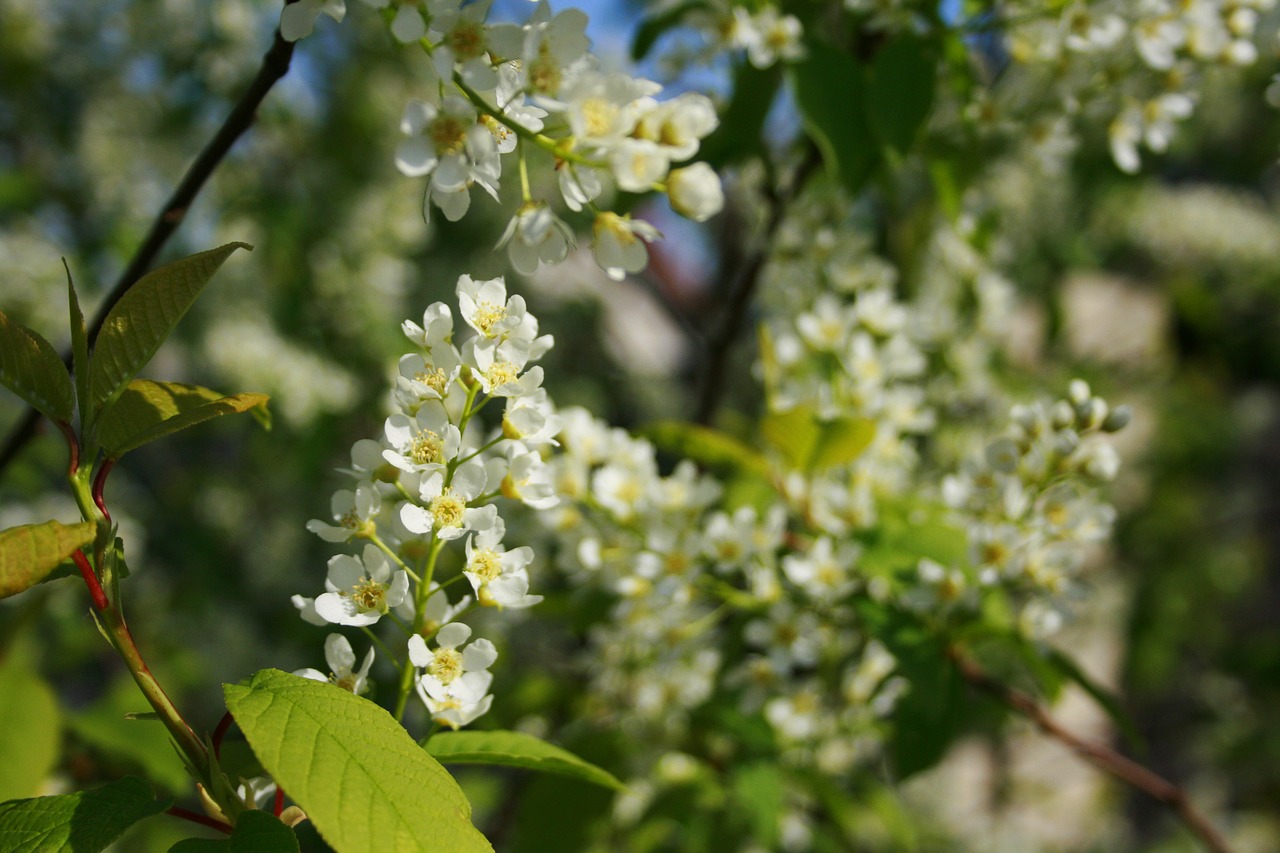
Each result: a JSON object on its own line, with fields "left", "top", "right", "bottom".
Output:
{"left": 0, "top": 309, "right": 73, "bottom": 425}
{"left": 96, "top": 379, "right": 269, "bottom": 460}
{"left": 425, "top": 729, "right": 625, "bottom": 791}
{"left": 86, "top": 242, "right": 250, "bottom": 430}
{"left": 0, "top": 520, "right": 96, "bottom": 601}
{"left": 0, "top": 659, "right": 60, "bottom": 801}
{"left": 641, "top": 420, "right": 772, "bottom": 478}
{"left": 0, "top": 777, "right": 171, "bottom": 853}
{"left": 224, "top": 669, "right": 491, "bottom": 853}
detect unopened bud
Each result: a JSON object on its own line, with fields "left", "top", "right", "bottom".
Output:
{"left": 1101, "top": 404, "right": 1132, "bottom": 432}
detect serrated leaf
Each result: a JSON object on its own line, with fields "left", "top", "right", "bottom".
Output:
{"left": 224, "top": 669, "right": 491, "bottom": 853}
{"left": 96, "top": 379, "right": 270, "bottom": 459}
{"left": 425, "top": 730, "right": 625, "bottom": 792}
{"left": 641, "top": 420, "right": 772, "bottom": 478}
{"left": 789, "top": 42, "right": 879, "bottom": 194}
{"left": 0, "top": 659, "right": 60, "bottom": 801}
{"left": 631, "top": 0, "right": 707, "bottom": 60}
{"left": 0, "top": 309, "right": 74, "bottom": 425}
{"left": 86, "top": 242, "right": 250, "bottom": 430}
{"left": 866, "top": 35, "right": 936, "bottom": 155}
{"left": 168, "top": 810, "right": 299, "bottom": 853}
{"left": 66, "top": 262, "right": 90, "bottom": 424}
{"left": 0, "top": 777, "right": 171, "bottom": 853}
{"left": 68, "top": 676, "right": 192, "bottom": 795}
{"left": 0, "top": 520, "right": 97, "bottom": 600}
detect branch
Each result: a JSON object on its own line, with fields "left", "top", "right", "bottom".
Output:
{"left": 949, "top": 648, "right": 1234, "bottom": 853}
{"left": 694, "top": 144, "right": 821, "bottom": 425}
{"left": 0, "top": 14, "right": 298, "bottom": 475}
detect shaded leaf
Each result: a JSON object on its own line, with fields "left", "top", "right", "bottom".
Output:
{"left": 789, "top": 42, "right": 879, "bottom": 194}
{"left": 0, "top": 309, "right": 74, "bottom": 425}
{"left": 86, "top": 243, "right": 250, "bottom": 429}
{"left": 168, "top": 811, "right": 299, "bottom": 853}
{"left": 66, "top": 262, "right": 90, "bottom": 425}
{"left": 96, "top": 380, "right": 270, "bottom": 460}
{"left": 0, "top": 659, "right": 61, "bottom": 801}
{"left": 224, "top": 669, "right": 491, "bottom": 853}
{"left": 700, "top": 63, "right": 782, "bottom": 168}
{"left": 631, "top": 0, "right": 707, "bottom": 61}
{"left": 1046, "top": 648, "right": 1144, "bottom": 751}
{"left": 68, "top": 676, "right": 192, "bottom": 795}
{"left": 0, "top": 520, "right": 96, "bottom": 600}
{"left": 866, "top": 35, "right": 937, "bottom": 154}
{"left": 0, "top": 777, "right": 171, "bottom": 853}
{"left": 425, "top": 729, "right": 625, "bottom": 791}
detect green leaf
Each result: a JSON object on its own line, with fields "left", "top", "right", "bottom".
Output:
{"left": 96, "top": 379, "right": 270, "bottom": 459}
{"left": 729, "top": 762, "right": 784, "bottom": 847}
{"left": 86, "top": 242, "right": 250, "bottom": 429}
{"left": 789, "top": 42, "right": 879, "bottom": 194}
{"left": 640, "top": 420, "right": 772, "bottom": 479}
{"left": 866, "top": 35, "right": 937, "bottom": 155}
{"left": 0, "top": 659, "right": 61, "bottom": 801}
{"left": 0, "top": 520, "right": 97, "bottom": 600}
{"left": 67, "top": 676, "right": 192, "bottom": 795}
{"left": 168, "top": 811, "right": 299, "bottom": 853}
{"left": 66, "top": 261, "right": 90, "bottom": 424}
{"left": 425, "top": 730, "right": 626, "bottom": 792}
{"left": 699, "top": 63, "right": 782, "bottom": 169}
{"left": 0, "top": 309, "right": 74, "bottom": 425}
{"left": 631, "top": 0, "right": 707, "bottom": 60}
{"left": 224, "top": 669, "right": 491, "bottom": 853}
{"left": 1045, "top": 648, "right": 1144, "bottom": 751}
{"left": 0, "top": 777, "right": 171, "bottom": 853}
{"left": 761, "top": 407, "right": 875, "bottom": 473}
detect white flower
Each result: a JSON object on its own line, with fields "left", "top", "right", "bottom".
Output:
{"left": 558, "top": 165, "right": 603, "bottom": 212}
{"left": 409, "top": 622, "right": 498, "bottom": 727}
{"left": 400, "top": 459, "right": 496, "bottom": 540}
{"left": 666, "top": 163, "right": 723, "bottom": 222}
{"left": 395, "top": 97, "right": 501, "bottom": 221}
{"left": 397, "top": 346, "right": 462, "bottom": 403}
{"left": 592, "top": 212, "right": 661, "bottom": 281}
{"left": 279, "top": 0, "right": 345, "bottom": 42}
{"left": 634, "top": 93, "right": 718, "bottom": 161}
{"left": 501, "top": 444, "right": 559, "bottom": 509}
{"left": 306, "top": 482, "right": 381, "bottom": 542}
{"left": 313, "top": 544, "right": 410, "bottom": 626}
{"left": 456, "top": 275, "right": 526, "bottom": 340}
{"left": 608, "top": 138, "right": 670, "bottom": 193}
{"left": 503, "top": 389, "right": 560, "bottom": 446}
{"left": 467, "top": 336, "right": 545, "bottom": 397}
{"left": 402, "top": 302, "right": 454, "bottom": 349}
{"left": 294, "top": 634, "right": 375, "bottom": 695}
{"left": 383, "top": 402, "right": 461, "bottom": 474}
{"left": 463, "top": 521, "right": 542, "bottom": 608}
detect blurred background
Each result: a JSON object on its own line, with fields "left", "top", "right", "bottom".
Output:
{"left": 1, "top": 0, "right": 1279, "bottom": 850}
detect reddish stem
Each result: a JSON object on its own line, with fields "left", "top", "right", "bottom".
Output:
{"left": 56, "top": 421, "right": 79, "bottom": 476}
{"left": 272, "top": 786, "right": 285, "bottom": 817}
{"left": 92, "top": 459, "right": 115, "bottom": 523}
{"left": 71, "top": 549, "right": 109, "bottom": 611}
{"left": 212, "top": 711, "right": 235, "bottom": 762}
{"left": 166, "top": 805, "right": 233, "bottom": 835}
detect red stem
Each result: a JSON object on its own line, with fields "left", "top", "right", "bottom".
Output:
{"left": 212, "top": 711, "right": 235, "bottom": 762}
{"left": 71, "top": 549, "right": 109, "bottom": 611}
{"left": 92, "top": 459, "right": 115, "bottom": 523}
{"left": 272, "top": 786, "right": 285, "bottom": 817}
{"left": 166, "top": 806, "right": 233, "bottom": 834}
{"left": 56, "top": 421, "right": 79, "bottom": 476}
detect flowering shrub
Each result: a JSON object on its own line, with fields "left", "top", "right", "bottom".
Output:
{"left": 0, "top": 1, "right": 1274, "bottom": 851}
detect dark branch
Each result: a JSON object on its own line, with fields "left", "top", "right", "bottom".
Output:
{"left": 950, "top": 648, "right": 1235, "bottom": 853}
{"left": 0, "top": 20, "right": 297, "bottom": 475}
{"left": 694, "top": 145, "right": 821, "bottom": 426}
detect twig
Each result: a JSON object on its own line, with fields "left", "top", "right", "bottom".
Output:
{"left": 0, "top": 11, "right": 299, "bottom": 475}
{"left": 949, "top": 648, "right": 1234, "bottom": 853}
{"left": 694, "top": 144, "right": 821, "bottom": 425}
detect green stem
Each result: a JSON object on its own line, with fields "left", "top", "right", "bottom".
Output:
{"left": 394, "top": 536, "right": 447, "bottom": 722}
{"left": 359, "top": 626, "right": 402, "bottom": 669}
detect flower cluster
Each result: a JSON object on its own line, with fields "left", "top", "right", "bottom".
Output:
{"left": 294, "top": 274, "right": 559, "bottom": 728}
{"left": 283, "top": 0, "right": 724, "bottom": 280}
{"left": 938, "top": 380, "right": 1129, "bottom": 636}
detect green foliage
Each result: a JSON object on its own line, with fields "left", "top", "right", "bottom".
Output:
{"left": 224, "top": 669, "right": 491, "bottom": 853}
{"left": 0, "top": 776, "right": 171, "bottom": 853}
{"left": 866, "top": 35, "right": 937, "bottom": 156}
{"left": 66, "top": 264, "right": 90, "bottom": 425}
{"left": 0, "top": 657, "right": 61, "bottom": 801}
{"left": 96, "top": 379, "right": 270, "bottom": 460}
{"left": 0, "top": 308, "right": 74, "bottom": 425}
{"left": 790, "top": 42, "right": 878, "bottom": 195}
{"left": 66, "top": 676, "right": 192, "bottom": 795}
{"left": 729, "top": 762, "right": 784, "bottom": 848}
{"left": 0, "top": 520, "right": 96, "bottom": 600}
{"left": 168, "top": 811, "right": 300, "bottom": 853}
{"left": 699, "top": 63, "right": 782, "bottom": 168}
{"left": 630, "top": 1, "right": 707, "bottom": 61}
{"left": 761, "top": 406, "right": 875, "bottom": 473}
{"left": 85, "top": 243, "right": 250, "bottom": 432}
{"left": 641, "top": 420, "right": 772, "bottom": 478}
{"left": 425, "top": 729, "right": 625, "bottom": 791}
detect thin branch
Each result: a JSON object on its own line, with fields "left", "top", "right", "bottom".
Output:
{"left": 0, "top": 13, "right": 299, "bottom": 475}
{"left": 949, "top": 648, "right": 1234, "bottom": 853}
{"left": 694, "top": 145, "right": 821, "bottom": 425}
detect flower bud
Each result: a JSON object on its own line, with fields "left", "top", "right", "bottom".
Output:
{"left": 1101, "top": 404, "right": 1132, "bottom": 432}
{"left": 667, "top": 162, "right": 724, "bottom": 222}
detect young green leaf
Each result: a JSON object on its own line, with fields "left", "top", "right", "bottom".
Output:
{"left": 0, "top": 777, "right": 171, "bottom": 853}
{"left": 761, "top": 407, "right": 875, "bottom": 473}
{"left": 168, "top": 810, "right": 299, "bottom": 853}
{"left": 0, "top": 309, "right": 74, "bottom": 425}
{"left": 789, "top": 42, "right": 879, "bottom": 195}
{"left": 640, "top": 421, "right": 772, "bottom": 479}
{"left": 85, "top": 242, "right": 250, "bottom": 430}
{"left": 0, "top": 660, "right": 61, "bottom": 802}
{"left": 866, "top": 35, "right": 937, "bottom": 155}
{"left": 730, "top": 762, "right": 785, "bottom": 848}
{"left": 808, "top": 416, "right": 876, "bottom": 471}
{"left": 96, "top": 379, "right": 270, "bottom": 460}
{"left": 425, "top": 729, "right": 626, "bottom": 791}
{"left": 224, "top": 669, "right": 492, "bottom": 853}
{"left": 0, "top": 520, "right": 96, "bottom": 600}
{"left": 65, "top": 260, "right": 91, "bottom": 423}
